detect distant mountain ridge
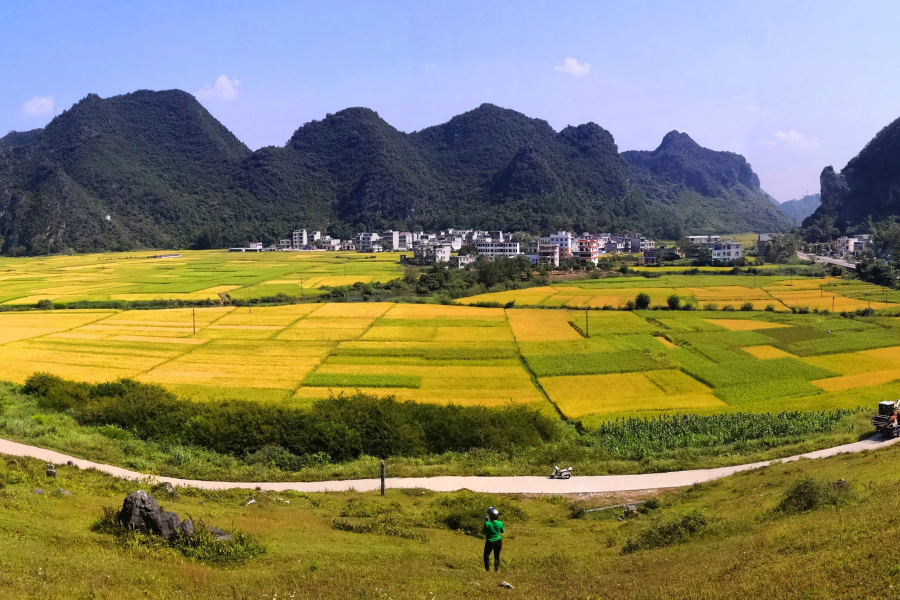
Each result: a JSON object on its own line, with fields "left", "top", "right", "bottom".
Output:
{"left": 778, "top": 193, "right": 820, "bottom": 224}
{"left": 0, "top": 90, "right": 792, "bottom": 254}
{"left": 621, "top": 131, "right": 792, "bottom": 235}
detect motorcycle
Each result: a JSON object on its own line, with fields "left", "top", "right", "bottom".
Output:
{"left": 549, "top": 465, "right": 573, "bottom": 480}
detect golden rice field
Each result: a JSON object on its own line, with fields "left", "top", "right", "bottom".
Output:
{"left": 0, "top": 250, "right": 405, "bottom": 305}
{"left": 4, "top": 298, "right": 900, "bottom": 421}
{"left": 460, "top": 273, "right": 895, "bottom": 312}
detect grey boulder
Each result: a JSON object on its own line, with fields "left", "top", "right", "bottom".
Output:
{"left": 118, "top": 490, "right": 182, "bottom": 540}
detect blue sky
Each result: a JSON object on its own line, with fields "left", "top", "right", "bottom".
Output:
{"left": 2, "top": 0, "right": 898, "bottom": 201}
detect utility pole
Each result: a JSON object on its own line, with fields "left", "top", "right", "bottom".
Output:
{"left": 300, "top": 275, "right": 303, "bottom": 298}
{"left": 192, "top": 309, "right": 196, "bottom": 334}
{"left": 585, "top": 308, "right": 589, "bottom": 337}
{"left": 380, "top": 460, "right": 385, "bottom": 496}
{"left": 248, "top": 288, "right": 252, "bottom": 314}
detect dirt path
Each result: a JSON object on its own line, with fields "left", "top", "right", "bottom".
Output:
{"left": 1, "top": 435, "right": 895, "bottom": 493}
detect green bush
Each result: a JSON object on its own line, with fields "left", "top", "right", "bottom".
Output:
{"left": 667, "top": 294, "right": 681, "bottom": 310}
{"left": 635, "top": 293, "right": 651, "bottom": 310}
{"left": 23, "top": 374, "right": 558, "bottom": 462}
{"left": 621, "top": 510, "right": 712, "bottom": 554}
{"left": 427, "top": 491, "right": 527, "bottom": 537}
{"left": 775, "top": 476, "right": 851, "bottom": 515}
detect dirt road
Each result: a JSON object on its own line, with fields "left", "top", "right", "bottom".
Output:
{"left": 1, "top": 435, "right": 895, "bottom": 493}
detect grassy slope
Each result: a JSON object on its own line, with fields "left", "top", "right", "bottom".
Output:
{"left": 2, "top": 439, "right": 900, "bottom": 598}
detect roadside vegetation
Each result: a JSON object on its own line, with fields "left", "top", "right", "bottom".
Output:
{"left": 0, "top": 377, "right": 870, "bottom": 482}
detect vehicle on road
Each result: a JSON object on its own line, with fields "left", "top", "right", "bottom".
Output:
{"left": 872, "top": 401, "right": 900, "bottom": 437}
{"left": 549, "top": 466, "right": 573, "bottom": 479}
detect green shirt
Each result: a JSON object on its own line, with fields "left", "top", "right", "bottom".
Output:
{"left": 483, "top": 519, "right": 504, "bottom": 542}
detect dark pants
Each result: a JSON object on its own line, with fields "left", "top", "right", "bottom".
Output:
{"left": 484, "top": 539, "right": 502, "bottom": 571}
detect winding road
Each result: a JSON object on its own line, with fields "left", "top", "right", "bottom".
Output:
{"left": 1, "top": 435, "right": 896, "bottom": 494}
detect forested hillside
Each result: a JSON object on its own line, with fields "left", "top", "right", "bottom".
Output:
{"left": 622, "top": 131, "right": 794, "bottom": 235}
{"left": 803, "top": 114, "right": 900, "bottom": 238}
{"left": 0, "top": 90, "right": 791, "bottom": 254}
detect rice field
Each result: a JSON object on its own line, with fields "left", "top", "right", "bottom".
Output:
{"left": 461, "top": 273, "right": 896, "bottom": 312}
{"left": 3, "top": 286, "right": 900, "bottom": 420}
{"left": 0, "top": 250, "right": 405, "bottom": 305}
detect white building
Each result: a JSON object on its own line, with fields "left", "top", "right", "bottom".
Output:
{"left": 381, "top": 230, "right": 400, "bottom": 251}
{"left": 278, "top": 239, "right": 292, "bottom": 251}
{"left": 549, "top": 231, "right": 577, "bottom": 259}
{"left": 711, "top": 240, "right": 743, "bottom": 260}
{"left": 357, "top": 232, "right": 382, "bottom": 252}
{"left": 474, "top": 241, "right": 521, "bottom": 260}
{"left": 398, "top": 231, "right": 416, "bottom": 251}
{"left": 688, "top": 235, "right": 721, "bottom": 247}
{"left": 413, "top": 242, "right": 452, "bottom": 264}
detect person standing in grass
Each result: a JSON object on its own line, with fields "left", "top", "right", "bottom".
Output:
{"left": 483, "top": 506, "right": 504, "bottom": 571}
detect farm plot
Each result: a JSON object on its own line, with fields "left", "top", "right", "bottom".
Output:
{"left": 3, "top": 298, "right": 900, "bottom": 419}
{"left": 459, "top": 272, "right": 900, "bottom": 312}
{"left": 0, "top": 250, "right": 405, "bottom": 304}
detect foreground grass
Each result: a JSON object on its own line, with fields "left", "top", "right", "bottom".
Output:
{"left": 0, "top": 382, "right": 873, "bottom": 482}
{"left": 2, "top": 439, "right": 900, "bottom": 598}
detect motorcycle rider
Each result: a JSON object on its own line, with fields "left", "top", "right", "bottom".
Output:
{"left": 483, "top": 506, "right": 504, "bottom": 572}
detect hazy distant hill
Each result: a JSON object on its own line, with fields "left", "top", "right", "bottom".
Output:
{"left": 778, "top": 193, "right": 820, "bottom": 224}
{"left": 0, "top": 90, "right": 792, "bottom": 254}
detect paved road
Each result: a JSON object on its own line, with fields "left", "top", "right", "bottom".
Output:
{"left": 796, "top": 251, "right": 856, "bottom": 270}
{"left": 1, "top": 435, "right": 896, "bottom": 494}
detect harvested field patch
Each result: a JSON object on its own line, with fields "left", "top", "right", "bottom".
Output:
{"left": 705, "top": 319, "right": 790, "bottom": 331}
{"left": 743, "top": 345, "right": 794, "bottom": 359}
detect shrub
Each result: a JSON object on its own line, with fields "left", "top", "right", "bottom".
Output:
{"left": 634, "top": 293, "right": 651, "bottom": 310}
{"left": 740, "top": 302, "right": 754, "bottom": 311}
{"left": 775, "top": 476, "right": 851, "bottom": 515}
{"left": 427, "top": 491, "right": 527, "bottom": 537}
{"left": 765, "top": 304, "right": 776, "bottom": 312}
{"left": 23, "top": 374, "right": 559, "bottom": 463}
{"left": 703, "top": 302, "right": 719, "bottom": 311}
{"left": 621, "top": 510, "right": 711, "bottom": 553}
{"left": 667, "top": 294, "right": 681, "bottom": 310}
{"left": 624, "top": 299, "right": 636, "bottom": 311}
{"left": 722, "top": 304, "right": 735, "bottom": 312}
{"left": 35, "top": 299, "right": 54, "bottom": 310}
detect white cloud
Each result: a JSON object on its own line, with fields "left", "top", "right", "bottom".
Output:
{"left": 773, "top": 129, "right": 818, "bottom": 151}
{"left": 22, "top": 95, "right": 55, "bottom": 116}
{"left": 759, "top": 129, "right": 818, "bottom": 151}
{"left": 746, "top": 105, "right": 770, "bottom": 117}
{"left": 554, "top": 58, "right": 592, "bottom": 77}
{"left": 424, "top": 63, "right": 437, "bottom": 70}
{"left": 195, "top": 75, "right": 241, "bottom": 101}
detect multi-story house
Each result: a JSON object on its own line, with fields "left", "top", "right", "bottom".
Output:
{"left": 413, "top": 242, "right": 452, "bottom": 264}
{"left": 474, "top": 241, "right": 520, "bottom": 260}
{"left": 549, "top": 231, "right": 577, "bottom": 259}
{"left": 576, "top": 238, "right": 601, "bottom": 265}
{"left": 381, "top": 230, "right": 400, "bottom": 251}
{"left": 711, "top": 240, "right": 742, "bottom": 260}
{"left": 357, "top": 232, "right": 382, "bottom": 252}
